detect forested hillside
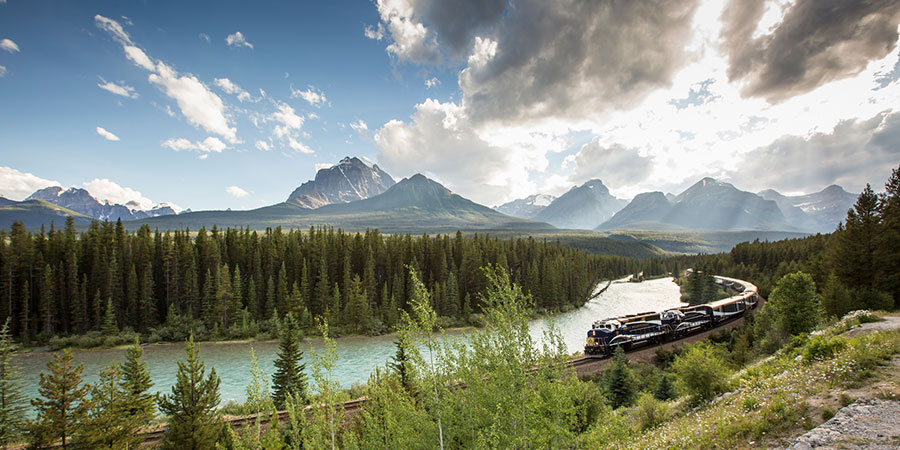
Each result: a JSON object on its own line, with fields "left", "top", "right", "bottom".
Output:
{"left": 0, "top": 223, "right": 658, "bottom": 345}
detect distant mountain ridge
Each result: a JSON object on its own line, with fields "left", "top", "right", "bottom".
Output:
{"left": 26, "top": 186, "right": 178, "bottom": 222}
{"left": 287, "top": 156, "right": 395, "bottom": 208}
{"left": 494, "top": 194, "right": 556, "bottom": 219}
{"left": 532, "top": 180, "right": 627, "bottom": 230}
{"left": 135, "top": 173, "right": 553, "bottom": 233}
{"left": 597, "top": 177, "right": 851, "bottom": 232}
{"left": 758, "top": 185, "right": 857, "bottom": 233}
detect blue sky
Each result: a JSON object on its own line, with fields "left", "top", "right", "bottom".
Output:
{"left": 1, "top": 0, "right": 899, "bottom": 211}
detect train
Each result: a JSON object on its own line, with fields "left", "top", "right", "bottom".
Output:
{"left": 584, "top": 275, "right": 759, "bottom": 356}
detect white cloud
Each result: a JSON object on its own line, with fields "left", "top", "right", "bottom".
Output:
{"left": 375, "top": 99, "right": 556, "bottom": 205}
{"left": 95, "top": 15, "right": 238, "bottom": 143}
{"left": 225, "top": 31, "right": 253, "bottom": 49}
{"left": 83, "top": 178, "right": 153, "bottom": 209}
{"left": 364, "top": 23, "right": 385, "bottom": 40}
{"left": 0, "top": 65, "right": 6, "bottom": 77}
{"left": 255, "top": 140, "right": 271, "bottom": 151}
{"left": 315, "top": 163, "right": 334, "bottom": 171}
{"left": 97, "top": 77, "right": 138, "bottom": 98}
{"left": 96, "top": 126, "right": 120, "bottom": 141}
{"left": 214, "top": 77, "right": 252, "bottom": 102}
{"left": 290, "top": 85, "right": 327, "bottom": 107}
{"left": 225, "top": 185, "right": 249, "bottom": 198}
{"left": 0, "top": 167, "right": 60, "bottom": 201}
{"left": 271, "top": 101, "right": 304, "bottom": 138}
{"left": 0, "top": 38, "right": 19, "bottom": 53}
{"left": 350, "top": 119, "right": 368, "bottom": 132}
{"left": 199, "top": 33, "right": 210, "bottom": 43}
{"left": 288, "top": 138, "right": 314, "bottom": 154}
{"left": 162, "top": 136, "right": 227, "bottom": 153}
{"left": 425, "top": 77, "right": 440, "bottom": 88}
{"left": 123, "top": 45, "right": 154, "bottom": 70}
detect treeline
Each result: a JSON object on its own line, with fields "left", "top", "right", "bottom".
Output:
{"left": 698, "top": 165, "right": 900, "bottom": 316}
{"left": 0, "top": 224, "right": 665, "bottom": 345}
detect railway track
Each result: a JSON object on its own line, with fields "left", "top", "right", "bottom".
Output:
{"left": 131, "top": 278, "right": 764, "bottom": 447}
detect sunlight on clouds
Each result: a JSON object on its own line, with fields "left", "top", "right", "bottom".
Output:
{"left": 0, "top": 167, "right": 59, "bottom": 201}
{"left": 83, "top": 178, "right": 153, "bottom": 209}
{"left": 290, "top": 85, "right": 328, "bottom": 107}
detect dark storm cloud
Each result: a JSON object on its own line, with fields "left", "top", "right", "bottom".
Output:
{"left": 731, "top": 111, "right": 900, "bottom": 193}
{"left": 459, "top": 0, "right": 701, "bottom": 125}
{"left": 418, "top": 0, "right": 507, "bottom": 61}
{"left": 721, "top": 0, "right": 900, "bottom": 103}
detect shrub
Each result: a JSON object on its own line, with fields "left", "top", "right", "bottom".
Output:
{"left": 802, "top": 335, "right": 845, "bottom": 363}
{"left": 672, "top": 342, "right": 732, "bottom": 405}
{"left": 634, "top": 392, "right": 669, "bottom": 431}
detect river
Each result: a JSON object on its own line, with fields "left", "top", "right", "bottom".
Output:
{"left": 16, "top": 276, "right": 683, "bottom": 410}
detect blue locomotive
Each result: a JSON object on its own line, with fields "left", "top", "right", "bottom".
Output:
{"left": 584, "top": 276, "right": 758, "bottom": 356}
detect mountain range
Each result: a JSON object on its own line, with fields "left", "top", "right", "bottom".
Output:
{"left": 0, "top": 156, "right": 859, "bottom": 237}
{"left": 498, "top": 178, "right": 856, "bottom": 233}
{"left": 26, "top": 186, "right": 179, "bottom": 221}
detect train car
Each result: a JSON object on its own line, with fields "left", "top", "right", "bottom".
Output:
{"left": 584, "top": 310, "right": 681, "bottom": 355}
{"left": 584, "top": 274, "right": 760, "bottom": 356}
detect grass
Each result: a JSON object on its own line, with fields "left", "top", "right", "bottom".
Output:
{"left": 581, "top": 312, "right": 900, "bottom": 449}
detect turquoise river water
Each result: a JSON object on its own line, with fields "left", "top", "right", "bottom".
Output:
{"left": 16, "top": 276, "right": 683, "bottom": 410}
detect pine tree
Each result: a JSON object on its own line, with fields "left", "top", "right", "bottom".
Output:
{"left": 329, "top": 283, "right": 341, "bottom": 325}
{"left": 28, "top": 349, "right": 90, "bottom": 450}
{"left": 120, "top": 338, "right": 155, "bottom": 428}
{"left": 272, "top": 313, "right": 308, "bottom": 409}
{"left": 0, "top": 319, "right": 27, "bottom": 448}
{"left": 346, "top": 275, "right": 372, "bottom": 333}
{"left": 102, "top": 297, "right": 118, "bottom": 336}
{"left": 39, "top": 264, "right": 54, "bottom": 337}
{"left": 389, "top": 339, "right": 414, "bottom": 397}
{"left": 603, "top": 346, "right": 636, "bottom": 409}
{"left": 653, "top": 374, "right": 676, "bottom": 401}
{"left": 157, "top": 335, "right": 223, "bottom": 449}
{"left": 83, "top": 364, "right": 141, "bottom": 449}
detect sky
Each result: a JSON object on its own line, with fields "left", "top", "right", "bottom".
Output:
{"left": 1, "top": 0, "right": 899, "bottom": 211}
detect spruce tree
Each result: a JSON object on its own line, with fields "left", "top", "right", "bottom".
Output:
{"left": 654, "top": 374, "right": 676, "bottom": 401}
{"left": 120, "top": 338, "right": 155, "bottom": 428}
{"left": 28, "top": 349, "right": 90, "bottom": 450}
{"left": 101, "top": 297, "right": 118, "bottom": 336}
{"left": 0, "top": 318, "right": 27, "bottom": 448}
{"left": 157, "top": 334, "right": 222, "bottom": 449}
{"left": 272, "top": 313, "right": 308, "bottom": 409}
{"left": 603, "top": 346, "right": 636, "bottom": 409}
{"left": 389, "top": 339, "right": 414, "bottom": 397}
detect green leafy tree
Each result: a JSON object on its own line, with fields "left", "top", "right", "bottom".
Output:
{"left": 28, "top": 349, "right": 90, "bottom": 450}
{"left": 603, "top": 346, "right": 636, "bottom": 408}
{"left": 301, "top": 319, "right": 347, "bottom": 450}
{"left": 244, "top": 347, "right": 274, "bottom": 414}
{"left": 0, "top": 318, "right": 27, "bottom": 448}
{"left": 120, "top": 338, "right": 155, "bottom": 428}
{"left": 272, "top": 313, "right": 308, "bottom": 409}
{"left": 672, "top": 342, "right": 731, "bottom": 405}
{"left": 157, "top": 334, "right": 223, "bottom": 449}
{"left": 770, "top": 272, "right": 821, "bottom": 336}
{"left": 82, "top": 364, "right": 142, "bottom": 449}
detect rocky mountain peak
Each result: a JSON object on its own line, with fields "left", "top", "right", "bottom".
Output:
{"left": 287, "top": 156, "right": 396, "bottom": 208}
